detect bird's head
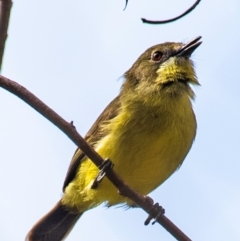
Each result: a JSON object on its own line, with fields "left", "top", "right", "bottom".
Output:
{"left": 123, "top": 36, "right": 202, "bottom": 100}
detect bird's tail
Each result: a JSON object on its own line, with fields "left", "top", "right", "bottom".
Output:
{"left": 26, "top": 200, "right": 83, "bottom": 241}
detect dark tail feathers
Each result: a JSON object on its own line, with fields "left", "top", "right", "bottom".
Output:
{"left": 26, "top": 200, "right": 83, "bottom": 241}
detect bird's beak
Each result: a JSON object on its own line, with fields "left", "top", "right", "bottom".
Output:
{"left": 176, "top": 36, "right": 202, "bottom": 57}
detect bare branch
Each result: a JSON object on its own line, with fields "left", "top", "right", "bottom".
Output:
{"left": 0, "top": 0, "right": 12, "bottom": 70}
{"left": 0, "top": 75, "right": 192, "bottom": 241}
{"left": 142, "top": 0, "right": 201, "bottom": 24}
{"left": 123, "top": 0, "right": 128, "bottom": 10}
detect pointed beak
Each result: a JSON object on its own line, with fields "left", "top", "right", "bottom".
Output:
{"left": 176, "top": 36, "right": 202, "bottom": 57}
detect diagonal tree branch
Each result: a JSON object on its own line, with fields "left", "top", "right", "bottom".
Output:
{"left": 0, "top": 0, "right": 12, "bottom": 70}
{"left": 0, "top": 75, "right": 192, "bottom": 241}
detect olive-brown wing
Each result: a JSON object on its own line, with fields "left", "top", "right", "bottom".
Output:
{"left": 62, "top": 96, "right": 121, "bottom": 191}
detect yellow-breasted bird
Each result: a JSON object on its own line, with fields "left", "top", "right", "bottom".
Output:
{"left": 26, "top": 36, "right": 202, "bottom": 241}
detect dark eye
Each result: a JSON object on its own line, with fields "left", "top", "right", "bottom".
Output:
{"left": 151, "top": 51, "right": 162, "bottom": 62}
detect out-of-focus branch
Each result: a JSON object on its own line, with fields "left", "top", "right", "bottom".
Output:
{"left": 0, "top": 0, "right": 12, "bottom": 70}
{"left": 123, "top": 0, "right": 128, "bottom": 10}
{"left": 0, "top": 75, "right": 192, "bottom": 241}
{"left": 142, "top": 0, "right": 201, "bottom": 24}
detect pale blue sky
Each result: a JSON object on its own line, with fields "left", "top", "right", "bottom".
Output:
{"left": 1, "top": 0, "right": 240, "bottom": 240}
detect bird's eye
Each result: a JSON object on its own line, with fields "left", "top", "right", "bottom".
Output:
{"left": 151, "top": 51, "right": 162, "bottom": 62}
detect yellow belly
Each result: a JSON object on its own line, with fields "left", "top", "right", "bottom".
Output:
{"left": 62, "top": 95, "right": 196, "bottom": 211}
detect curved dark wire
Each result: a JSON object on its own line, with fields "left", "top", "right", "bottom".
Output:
{"left": 141, "top": 0, "right": 201, "bottom": 24}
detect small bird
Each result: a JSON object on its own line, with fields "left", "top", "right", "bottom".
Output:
{"left": 26, "top": 36, "right": 202, "bottom": 241}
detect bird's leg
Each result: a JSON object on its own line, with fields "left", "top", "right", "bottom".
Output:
{"left": 144, "top": 196, "right": 165, "bottom": 225}
{"left": 91, "top": 158, "right": 114, "bottom": 189}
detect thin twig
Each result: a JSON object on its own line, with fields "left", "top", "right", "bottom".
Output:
{"left": 142, "top": 0, "right": 201, "bottom": 24}
{"left": 0, "top": 75, "right": 192, "bottom": 241}
{"left": 123, "top": 0, "right": 128, "bottom": 10}
{"left": 0, "top": 0, "right": 12, "bottom": 70}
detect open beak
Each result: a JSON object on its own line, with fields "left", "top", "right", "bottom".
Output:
{"left": 176, "top": 36, "right": 202, "bottom": 57}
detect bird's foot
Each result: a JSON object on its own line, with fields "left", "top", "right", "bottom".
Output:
{"left": 144, "top": 197, "right": 165, "bottom": 225}
{"left": 91, "top": 158, "right": 114, "bottom": 189}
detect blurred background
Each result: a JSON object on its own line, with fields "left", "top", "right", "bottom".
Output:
{"left": 0, "top": 0, "right": 240, "bottom": 240}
